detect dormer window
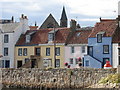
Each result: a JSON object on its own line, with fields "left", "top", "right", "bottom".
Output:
{"left": 97, "top": 31, "right": 105, "bottom": 43}
{"left": 48, "top": 33, "right": 54, "bottom": 41}
{"left": 48, "top": 29, "right": 58, "bottom": 42}
{"left": 26, "top": 35, "right": 30, "bottom": 43}
{"left": 25, "top": 31, "right": 36, "bottom": 43}
{"left": 97, "top": 34, "right": 102, "bottom": 43}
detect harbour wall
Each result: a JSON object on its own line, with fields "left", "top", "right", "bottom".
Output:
{"left": 1, "top": 68, "right": 117, "bottom": 88}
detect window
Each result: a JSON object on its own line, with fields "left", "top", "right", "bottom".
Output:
{"left": 1, "top": 60, "right": 4, "bottom": 68}
{"left": 26, "top": 35, "right": 30, "bottom": 43}
{"left": 4, "top": 48, "right": 8, "bottom": 56}
{"left": 85, "top": 60, "right": 89, "bottom": 66}
{"left": 23, "top": 48, "right": 27, "bottom": 56}
{"left": 97, "top": 34, "right": 102, "bottom": 43}
{"left": 0, "top": 60, "right": 10, "bottom": 68}
{"left": 70, "top": 58, "right": 73, "bottom": 64}
{"left": 25, "top": 58, "right": 29, "bottom": 63}
{"left": 35, "top": 48, "right": 40, "bottom": 56}
{"left": 55, "top": 59, "right": 60, "bottom": 67}
{"left": 46, "top": 48, "right": 50, "bottom": 56}
{"left": 48, "top": 33, "right": 54, "bottom": 41}
{"left": 75, "top": 58, "right": 78, "bottom": 64}
{"left": 55, "top": 47, "right": 60, "bottom": 56}
{"left": 88, "top": 46, "right": 93, "bottom": 56}
{"left": 71, "top": 46, "right": 74, "bottom": 53}
{"left": 103, "top": 45, "right": 109, "bottom": 54}
{"left": 18, "top": 48, "right": 22, "bottom": 56}
{"left": 82, "top": 46, "right": 85, "bottom": 53}
{"left": 4, "top": 34, "right": 9, "bottom": 43}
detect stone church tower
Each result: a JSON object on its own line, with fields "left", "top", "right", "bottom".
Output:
{"left": 60, "top": 6, "right": 68, "bottom": 27}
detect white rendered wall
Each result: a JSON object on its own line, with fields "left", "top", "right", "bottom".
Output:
{"left": 65, "top": 45, "right": 87, "bottom": 68}
{"left": 118, "top": 1, "right": 120, "bottom": 15}
{"left": 112, "top": 43, "right": 119, "bottom": 68}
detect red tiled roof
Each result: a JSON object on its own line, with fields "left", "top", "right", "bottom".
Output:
{"left": 67, "top": 30, "right": 92, "bottom": 44}
{"left": 16, "top": 28, "right": 70, "bottom": 46}
{"left": 89, "top": 19, "right": 118, "bottom": 38}
{"left": 112, "top": 27, "right": 120, "bottom": 43}
{"left": 29, "top": 26, "right": 38, "bottom": 30}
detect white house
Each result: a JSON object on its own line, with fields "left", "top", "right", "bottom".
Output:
{"left": 112, "top": 2, "right": 120, "bottom": 68}
{"left": 0, "top": 14, "right": 29, "bottom": 68}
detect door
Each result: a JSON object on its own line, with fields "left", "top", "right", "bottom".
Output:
{"left": 103, "top": 58, "right": 109, "bottom": 68}
{"left": 88, "top": 46, "right": 93, "bottom": 56}
{"left": 5, "top": 60, "right": 10, "bottom": 68}
{"left": 31, "top": 59, "right": 36, "bottom": 68}
{"left": 17, "top": 61, "right": 22, "bottom": 68}
{"left": 55, "top": 59, "right": 60, "bottom": 68}
{"left": 119, "top": 48, "right": 120, "bottom": 65}
{"left": 119, "top": 56, "right": 120, "bottom": 65}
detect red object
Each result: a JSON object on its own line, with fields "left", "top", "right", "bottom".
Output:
{"left": 64, "top": 62, "right": 68, "bottom": 66}
{"left": 104, "top": 61, "right": 112, "bottom": 67}
{"left": 77, "top": 57, "right": 81, "bottom": 61}
{"left": 68, "top": 65, "right": 70, "bottom": 68}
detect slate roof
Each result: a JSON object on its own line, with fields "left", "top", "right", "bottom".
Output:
{"left": 0, "top": 22, "right": 20, "bottom": 33}
{"left": 40, "top": 14, "right": 59, "bottom": 29}
{"left": 66, "top": 29, "right": 92, "bottom": 44}
{"left": 16, "top": 28, "right": 70, "bottom": 46}
{"left": 89, "top": 19, "right": 118, "bottom": 38}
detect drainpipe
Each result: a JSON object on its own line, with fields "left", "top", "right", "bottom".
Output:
{"left": 54, "top": 24, "right": 56, "bottom": 68}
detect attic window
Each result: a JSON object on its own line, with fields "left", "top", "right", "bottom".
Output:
{"left": 76, "top": 32, "right": 81, "bottom": 37}
{"left": 48, "top": 29, "right": 58, "bottom": 42}
{"left": 26, "top": 35, "right": 30, "bottom": 43}
{"left": 97, "top": 31, "right": 105, "bottom": 43}
{"left": 25, "top": 31, "right": 36, "bottom": 43}
{"left": 48, "top": 33, "right": 54, "bottom": 41}
{"left": 97, "top": 34, "right": 102, "bottom": 43}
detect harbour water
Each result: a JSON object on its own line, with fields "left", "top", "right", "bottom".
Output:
{"left": 1, "top": 88, "right": 85, "bottom": 90}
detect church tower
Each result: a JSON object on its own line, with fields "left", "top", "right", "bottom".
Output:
{"left": 60, "top": 6, "right": 68, "bottom": 27}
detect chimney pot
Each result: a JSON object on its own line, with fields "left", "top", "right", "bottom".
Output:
{"left": 21, "top": 14, "right": 24, "bottom": 18}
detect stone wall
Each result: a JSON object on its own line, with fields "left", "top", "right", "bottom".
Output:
{"left": 1, "top": 68, "right": 117, "bottom": 88}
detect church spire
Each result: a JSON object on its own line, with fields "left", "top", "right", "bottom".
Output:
{"left": 60, "top": 6, "right": 68, "bottom": 27}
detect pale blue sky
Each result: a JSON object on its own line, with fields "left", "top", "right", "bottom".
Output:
{"left": 0, "top": 0, "right": 119, "bottom": 27}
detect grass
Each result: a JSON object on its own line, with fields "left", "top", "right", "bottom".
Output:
{"left": 98, "top": 73, "right": 120, "bottom": 84}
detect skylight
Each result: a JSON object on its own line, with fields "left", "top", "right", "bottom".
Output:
{"left": 76, "top": 32, "right": 81, "bottom": 37}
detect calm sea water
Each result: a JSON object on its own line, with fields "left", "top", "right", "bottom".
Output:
{"left": 1, "top": 88, "right": 115, "bottom": 90}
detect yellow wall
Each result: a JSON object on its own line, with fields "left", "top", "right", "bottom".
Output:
{"left": 40, "top": 45, "right": 65, "bottom": 68}
{"left": 15, "top": 45, "right": 65, "bottom": 68}
{"left": 15, "top": 46, "right": 35, "bottom": 68}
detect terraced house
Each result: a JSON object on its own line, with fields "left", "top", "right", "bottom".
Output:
{"left": 84, "top": 18, "right": 118, "bottom": 68}
{"left": 65, "top": 20, "right": 92, "bottom": 68}
{"left": 15, "top": 27, "right": 70, "bottom": 68}
{"left": 0, "top": 14, "right": 29, "bottom": 68}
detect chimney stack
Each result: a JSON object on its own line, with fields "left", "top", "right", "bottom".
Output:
{"left": 11, "top": 16, "right": 14, "bottom": 22}
{"left": 70, "top": 19, "right": 76, "bottom": 32}
{"left": 21, "top": 14, "right": 24, "bottom": 18}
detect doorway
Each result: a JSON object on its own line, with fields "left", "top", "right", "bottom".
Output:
{"left": 17, "top": 61, "right": 22, "bottom": 68}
